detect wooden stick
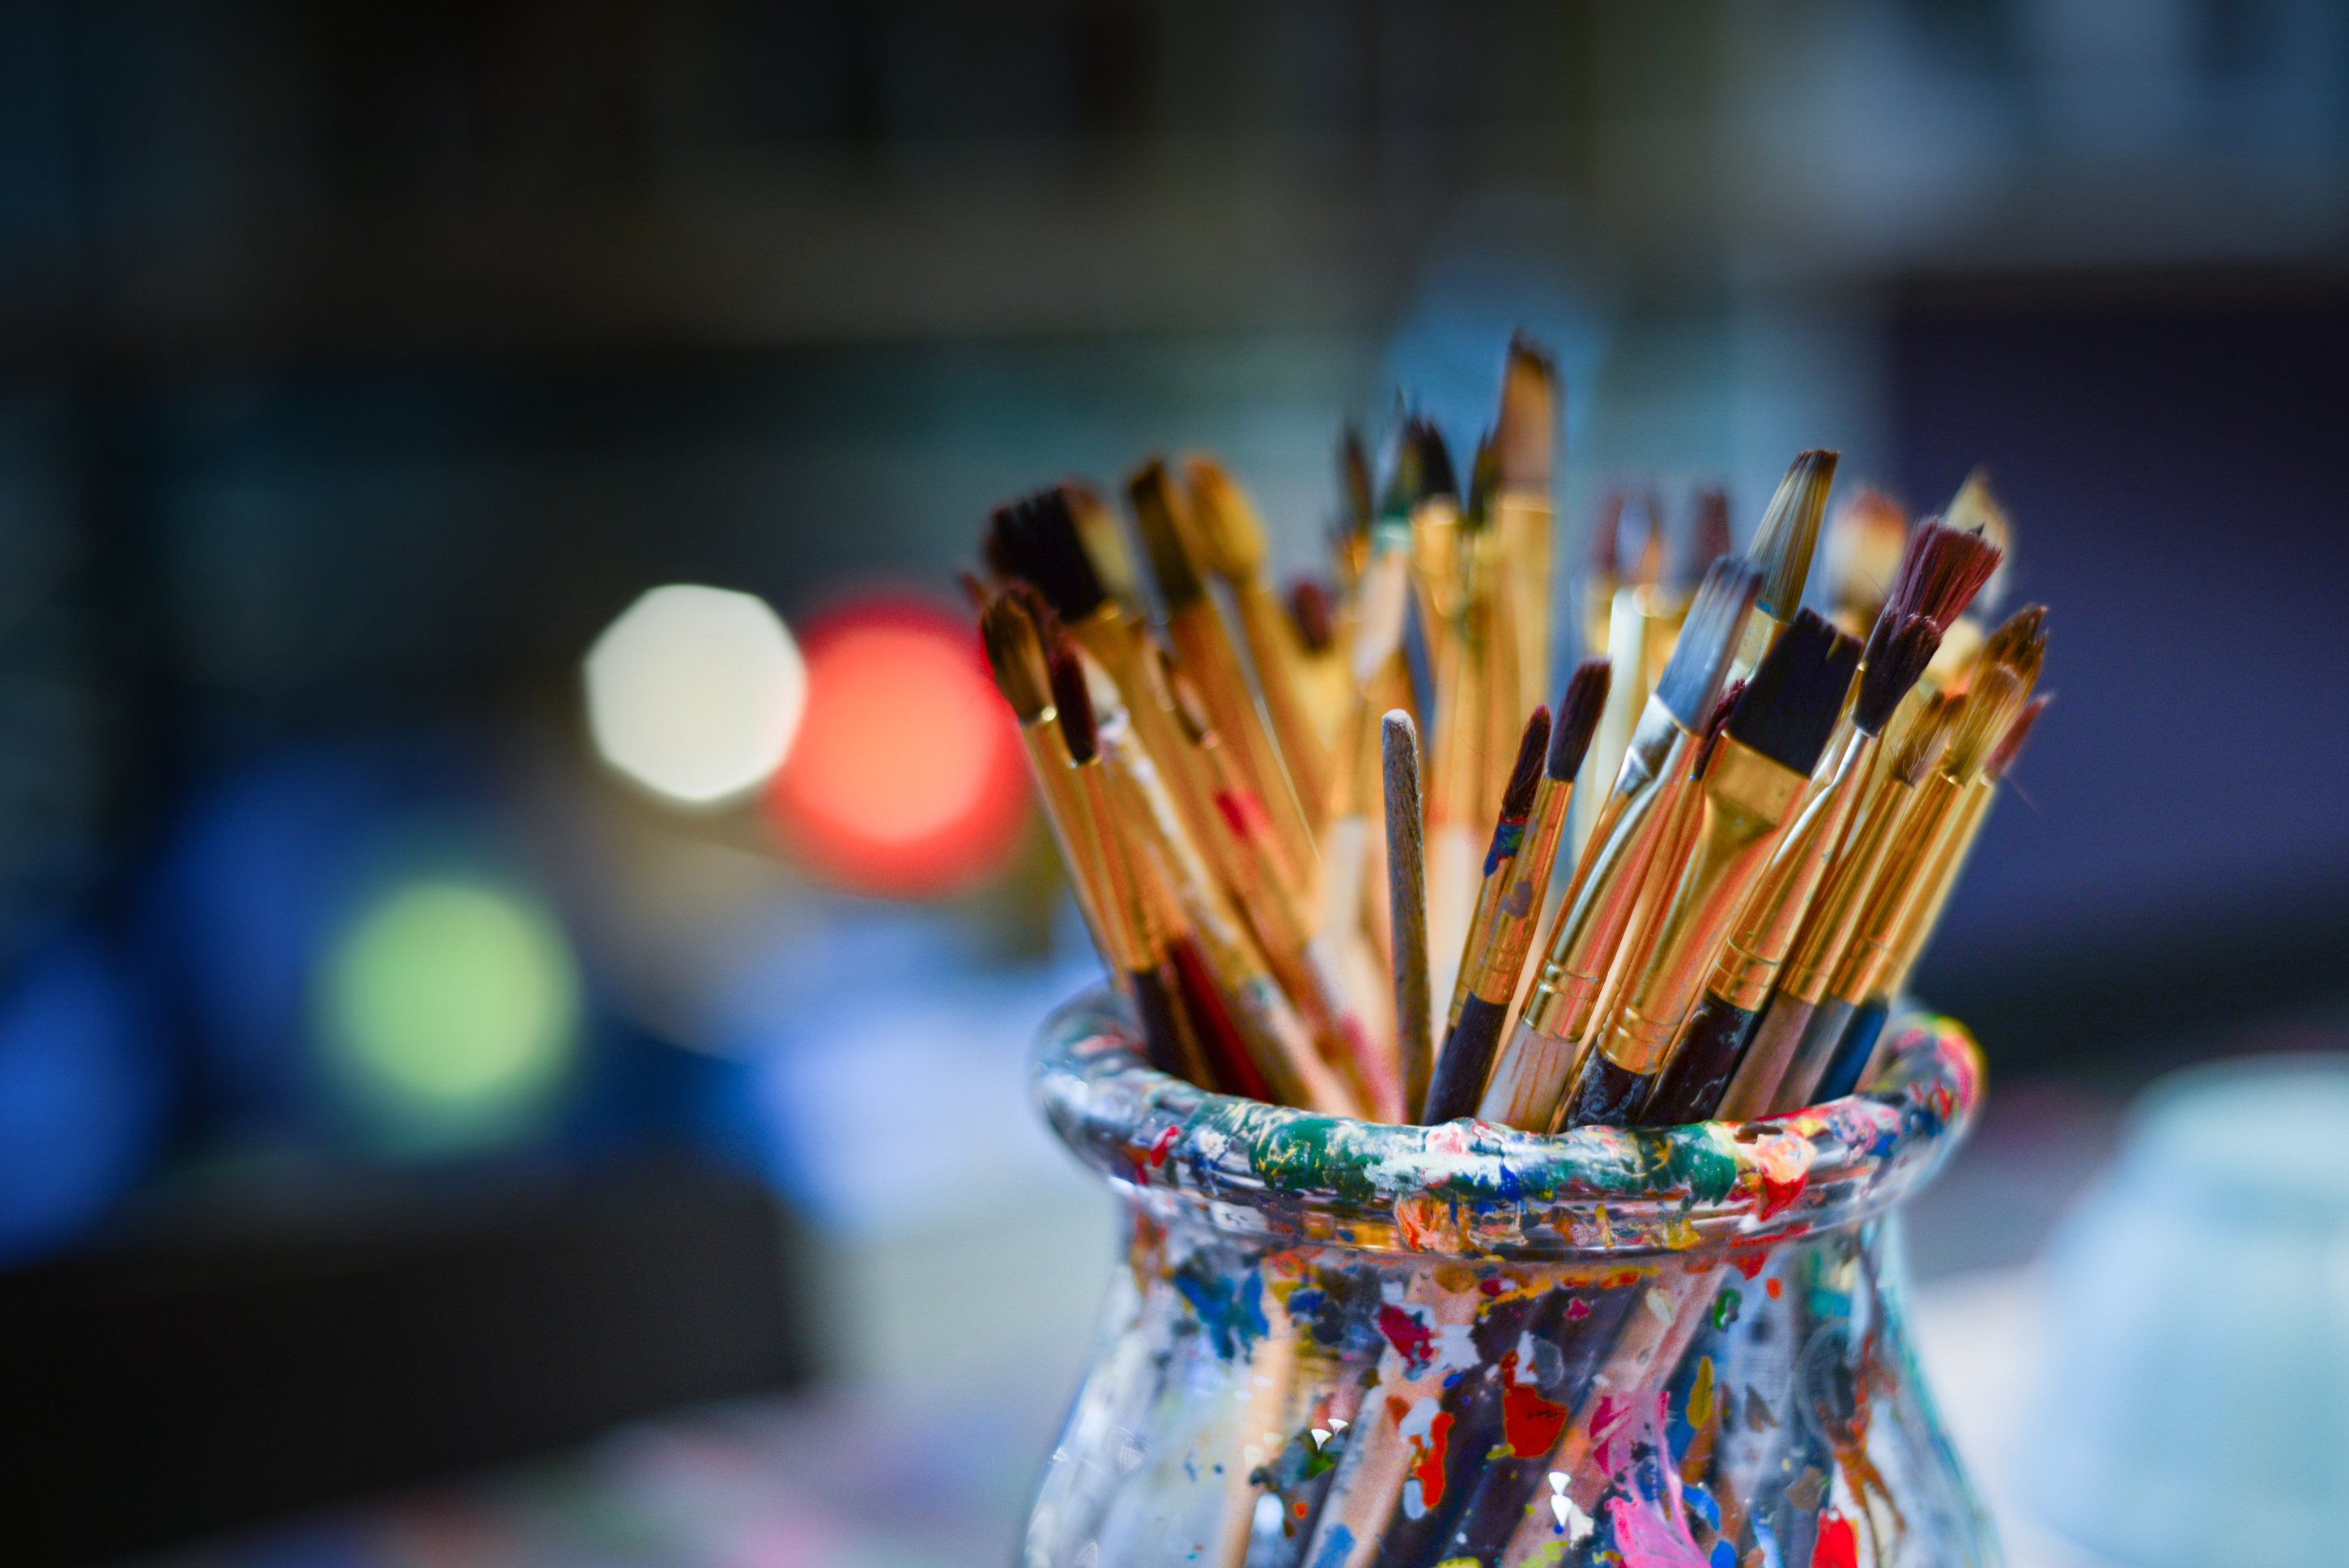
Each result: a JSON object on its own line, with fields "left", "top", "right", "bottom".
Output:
{"left": 1382, "top": 710, "right": 1432, "bottom": 1121}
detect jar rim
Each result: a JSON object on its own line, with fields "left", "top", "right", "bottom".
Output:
{"left": 1032, "top": 991, "right": 1984, "bottom": 1260}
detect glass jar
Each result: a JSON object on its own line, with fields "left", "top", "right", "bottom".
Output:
{"left": 1024, "top": 992, "right": 1993, "bottom": 1568}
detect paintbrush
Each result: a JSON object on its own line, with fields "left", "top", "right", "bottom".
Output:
{"left": 1185, "top": 456, "right": 1332, "bottom": 829}
{"left": 1806, "top": 609, "right": 2045, "bottom": 1100}
{"left": 1731, "top": 448, "right": 1838, "bottom": 675}
{"left": 1423, "top": 664, "right": 1607, "bottom": 1124}
{"left": 1824, "top": 486, "right": 1910, "bottom": 635}
{"left": 1402, "top": 418, "right": 1466, "bottom": 690}
{"left": 1284, "top": 577, "right": 1350, "bottom": 754}
{"left": 1679, "top": 516, "right": 2001, "bottom": 1120}
{"left": 1742, "top": 691, "right": 1959, "bottom": 1113}
{"left": 1128, "top": 461, "right": 1319, "bottom": 893}
{"left": 1559, "top": 612, "right": 1859, "bottom": 1126}
{"left": 1477, "top": 557, "right": 1761, "bottom": 1132}
{"left": 1494, "top": 333, "right": 1560, "bottom": 719}
{"left": 1426, "top": 437, "right": 1505, "bottom": 1011}
{"left": 1057, "top": 633, "right": 1357, "bottom": 1113}
{"left": 1382, "top": 712, "right": 1432, "bottom": 1120}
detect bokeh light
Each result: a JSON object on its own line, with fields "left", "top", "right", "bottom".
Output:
{"left": 766, "top": 597, "right": 1028, "bottom": 899}
{"left": 321, "top": 875, "right": 581, "bottom": 1149}
{"left": 585, "top": 584, "right": 807, "bottom": 807}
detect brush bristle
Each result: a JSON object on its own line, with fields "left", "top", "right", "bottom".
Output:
{"left": 1679, "top": 485, "right": 1733, "bottom": 589}
{"left": 955, "top": 569, "right": 989, "bottom": 613}
{"left": 1945, "top": 667, "right": 2027, "bottom": 781}
{"left": 1048, "top": 647, "right": 1098, "bottom": 764}
{"left": 1989, "top": 695, "right": 2049, "bottom": 779}
{"left": 1854, "top": 613, "right": 1942, "bottom": 736}
{"left": 1587, "top": 488, "right": 1626, "bottom": 576}
{"left": 1500, "top": 706, "right": 1551, "bottom": 818}
{"left": 1725, "top": 609, "right": 1861, "bottom": 776}
{"left": 1892, "top": 693, "right": 1956, "bottom": 786}
{"left": 1888, "top": 518, "right": 2003, "bottom": 634}
{"left": 992, "top": 486, "right": 1109, "bottom": 625}
{"left": 1181, "top": 456, "right": 1266, "bottom": 580}
{"left": 1496, "top": 333, "right": 1559, "bottom": 490}
{"left": 1464, "top": 431, "right": 1500, "bottom": 529}
{"left": 1694, "top": 679, "right": 1745, "bottom": 776}
{"left": 1944, "top": 469, "right": 2014, "bottom": 614}
{"left": 1287, "top": 578, "right": 1336, "bottom": 653}
{"left": 1547, "top": 659, "right": 1611, "bottom": 780}
{"left": 1127, "top": 458, "right": 1206, "bottom": 608}
{"left": 1981, "top": 603, "right": 2049, "bottom": 689}
{"left": 1340, "top": 424, "right": 1375, "bottom": 538}
{"left": 1063, "top": 480, "right": 1139, "bottom": 609}
{"left": 1408, "top": 417, "right": 1457, "bottom": 504}
{"left": 1654, "top": 557, "right": 1763, "bottom": 730}
{"left": 1829, "top": 487, "right": 1910, "bottom": 614}
{"left": 981, "top": 594, "right": 1050, "bottom": 722}
{"left": 1748, "top": 449, "right": 1838, "bottom": 622}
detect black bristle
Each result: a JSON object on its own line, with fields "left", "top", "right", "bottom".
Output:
{"left": 1500, "top": 706, "right": 1551, "bottom": 819}
{"left": 1048, "top": 647, "right": 1098, "bottom": 763}
{"left": 1725, "top": 609, "right": 1861, "bottom": 776}
{"left": 995, "top": 486, "right": 1107, "bottom": 625}
{"left": 1546, "top": 659, "right": 1611, "bottom": 781}
{"left": 1407, "top": 417, "right": 1457, "bottom": 503}
{"left": 1693, "top": 679, "right": 1745, "bottom": 777}
{"left": 1340, "top": 423, "right": 1375, "bottom": 534}
{"left": 1465, "top": 431, "right": 1500, "bottom": 529}
{"left": 1853, "top": 613, "right": 1940, "bottom": 735}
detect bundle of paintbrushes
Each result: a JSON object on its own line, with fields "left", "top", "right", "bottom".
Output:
{"left": 977, "top": 338, "right": 2043, "bottom": 1144}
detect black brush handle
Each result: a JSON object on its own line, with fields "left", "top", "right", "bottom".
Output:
{"left": 1128, "top": 965, "right": 1193, "bottom": 1081}
{"left": 1777, "top": 995, "right": 1854, "bottom": 1110}
{"left": 1814, "top": 996, "right": 1890, "bottom": 1102}
{"left": 1421, "top": 992, "right": 1509, "bottom": 1123}
{"left": 1560, "top": 1047, "right": 1650, "bottom": 1128}
{"left": 1636, "top": 992, "right": 1761, "bottom": 1126}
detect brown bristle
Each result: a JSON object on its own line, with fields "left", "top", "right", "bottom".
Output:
{"left": 1944, "top": 469, "right": 2015, "bottom": 613}
{"left": 1500, "top": 705, "right": 1551, "bottom": 818}
{"left": 981, "top": 594, "right": 1050, "bottom": 723}
{"left": 1065, "top": 479, "right": 1140, "bottom": 608}
{"left": 1465, "top": 431, "right": 1501, "bottom": 530}
{"left": 1287, "top": 578, "right": 1337, "bottom": 654}
{"left": 1989, "top": 695, "right": 2049, "bottom": 779}
{"left": 1182, "top": 456, "right": 1267, "bottom": 580}
{"left": 1546, "top": 659, "right": 1611, "bottom": 781}
{"left": 1892, "top": 693, "right": 1957, "bottom": 786}
{"left": 1127, "top": 458, "right": 1206, "bottom": 608}
{"left": 1981, "top": 603, "right": 2049, "bottom": 689}
{"left": 1854, "top": 613, "right": 1942, "bottom": 736}
{"left": 1681, "top": 485, "right": 1734, "bottom": 588}
{"left": 1887, "top": 517, "right": 2003, "bottom": 634}
{"left": 1748, "top": 449, "right": 1838, "bottom": 623}
{"left": 1048, "top": 648, "right": 1098, "bottom": 763}
{"left": 1340, "top": 423, "right": 1375, "bottom": 538}
{"left": 1587, "top": 488, "right": 1627, "bottom": 577}
{"left": 1829, "top": 487, "right": 1910, "bottom": 614}
{"left": 1496, "top": 333, "right": 1560, "bottom": 490}
{"left": 1945, "top": 667, "right": 2027, "bottom": 781}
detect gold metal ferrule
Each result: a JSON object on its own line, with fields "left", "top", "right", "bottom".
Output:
{"left": 1777, "top": 770, "right": 1921, "bottom": 1007}
{"left": 1884, "top": 778, "right": 1993, "bottom": 994}
{"left": 1834, "top": 770, "right": 1970, "bottom": 1005}
{"left": 1594, "top": 736, "right": 1811, "bottom": 1076}
{"left": 1521, "top": 698, "right": 1694, "bottom": 1043}
{"left": 1707, "top": 729, "right": 1876, "bottom": 1011}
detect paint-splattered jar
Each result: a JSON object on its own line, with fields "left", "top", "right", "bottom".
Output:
{"left": 1024, "top": 993, "right": 1994, "bottom": 1568}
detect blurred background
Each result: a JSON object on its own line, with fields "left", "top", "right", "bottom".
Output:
{"left": 0, "top": 2, "right": 2343, "bottom": 1564}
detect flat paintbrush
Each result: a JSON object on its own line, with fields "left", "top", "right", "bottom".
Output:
{"left": 1476, "top": 557, "right": 1760, "bottom": 1131}
{"left": 1560, "top": 612, "right": 1858, "bottom": 1126}
{"left": 1730, "top": 448, "right": 1838, "bottom": 674}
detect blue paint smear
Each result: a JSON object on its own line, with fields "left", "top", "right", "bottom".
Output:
{"left": 1308, "top": 1523, "right": 1355, "bottom": 1568}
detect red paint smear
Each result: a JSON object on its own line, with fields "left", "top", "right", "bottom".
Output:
{"left": 1812, "top": 1511, "right": 1857, "bottom": 1568}
{"left": 1144, "top": 1126, "right": 1179, "bottom": 1170}
{"left": 1212, "top": 789, "right": 1274, "bottom": 843}
{"left": 1730, "top": 1250, "right": 1769, "bottom": 1280}
{"left": 1757, "top": 1168, "right": 1808, "bottom": 1219}
{"left": 1502, "top": 1378, "right": 1568, "bottom": 1458}
{"left": 1168, "top": 941, "right": 1273, "bottom": 1100}
{"left": 1377, "top": 1304, "right": 1436, "bottom": 1369}
{"left": 1766, "top": 1277, "right": 1783, "bottom": 1298}
{"left": 1406, "top": 1409, "right": 1454, "bottom": 1511}
{"left": 1565, "top": 1296, "right": 1591, "bottom": 1320}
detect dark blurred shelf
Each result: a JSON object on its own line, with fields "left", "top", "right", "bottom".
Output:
{"left": 0, "top": 1159, "right": 811, "bottom": 1568}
